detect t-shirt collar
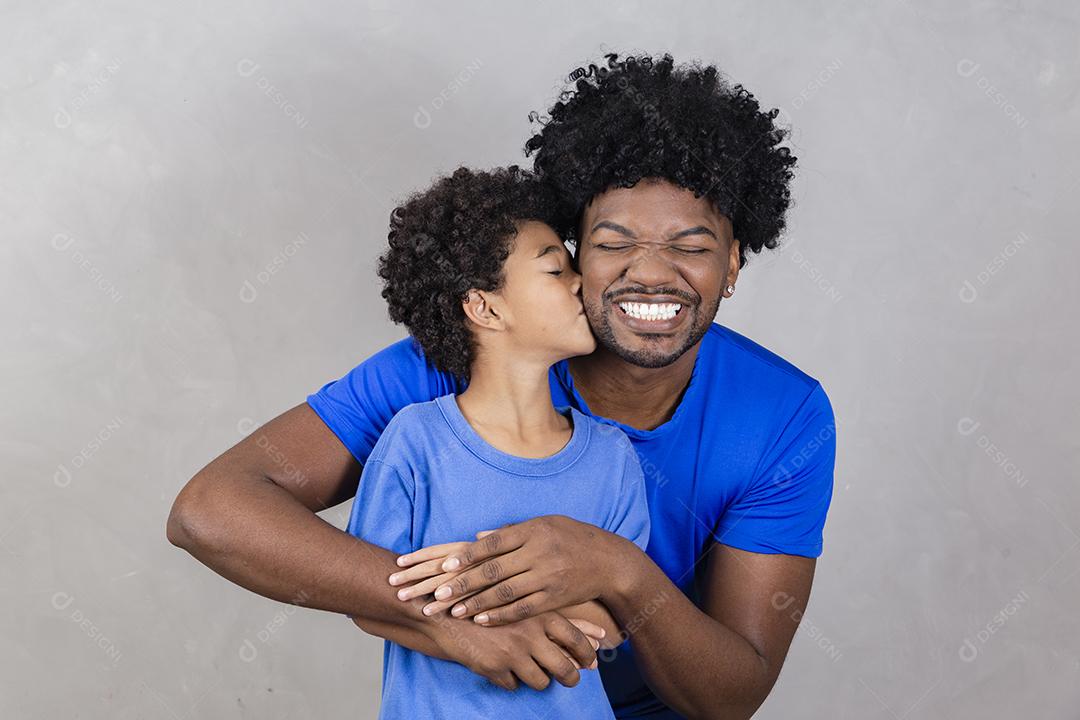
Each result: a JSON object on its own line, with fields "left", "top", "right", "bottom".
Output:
{"left": 435, "top": 393, "right": 591, "bottom": 477}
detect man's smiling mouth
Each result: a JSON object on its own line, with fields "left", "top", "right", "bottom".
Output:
{"left": 617, "top": 301, "right": 683, "bottom": 321}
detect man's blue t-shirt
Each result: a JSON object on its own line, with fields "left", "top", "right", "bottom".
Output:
{"left": 345, "top": 392, "right": 650, "bottom": 720}
{"left": 308, "top": 322, "right": 837, "bottom": 719}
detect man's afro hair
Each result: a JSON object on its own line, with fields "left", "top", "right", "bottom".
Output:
{"left": 377, "top": 165, "right": 561, "bottom": 381}
{"left": 525, "top": 52, "right": 797, "bottom": 268}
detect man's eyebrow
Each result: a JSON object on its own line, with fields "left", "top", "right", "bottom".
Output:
{"left": 590, "top": 221, "right": 717, "bottom": 241}
{"left": 590, "top": 220, "right": 637, "bottom": 239}
{"left": 669, "top": 225, "right": 718, "bottom": 241}
{"left": 533, "top": 244, "right": 565, "bottom": 259}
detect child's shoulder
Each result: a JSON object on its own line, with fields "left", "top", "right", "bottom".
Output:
{"left": 570, "top": 410, "right": 644, "bottom": 495}
{"left": 388, "top": 395, "right": 444, "bottom": 423}
{"left": 366, "top": 396, "right": 449, "bottom": 463}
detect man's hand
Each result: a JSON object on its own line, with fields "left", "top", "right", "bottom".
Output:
{"left": 371, "top": 538, "right": 607, "bottom": 690}
{"left": 428, "top": 610, "right": 605, "bottom": 691}
{"left": 396, "top": 515, "right": 630, "bottom": 625}
{"left": 387, "top": 540, "right": 623, "bottom": 650}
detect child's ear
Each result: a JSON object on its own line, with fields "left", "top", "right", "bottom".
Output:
{"left": 462, "top": 290, "right": 503, "bottom": 330}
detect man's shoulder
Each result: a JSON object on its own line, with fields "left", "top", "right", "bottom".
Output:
{"left": 705, "top": 323, "right": 822, "bottom": 393}
{"left": 366, "top": 335, "right": 440, "bottom": 372}
{"left": 330, "top": 334, "right": 463, "bottom": 409}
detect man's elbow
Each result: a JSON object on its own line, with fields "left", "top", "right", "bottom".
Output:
{"left": 351, "top": 615, "right": 375, "bottom": 634}
{"left": 166, "top": 498, "right": 193, "bottom": 549}
{"left": 166, "top": 477, "right": 214, "bottom": 551}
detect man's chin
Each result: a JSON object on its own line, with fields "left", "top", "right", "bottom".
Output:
{"left": 602, "top": 326, "right": 695, "bottom": 369}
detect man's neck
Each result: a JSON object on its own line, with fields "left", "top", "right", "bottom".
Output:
{"left": 568, "top": 340, "right": 702, "bottom": 431}
{"left": 455, "top": 355, "right": 571, "bottom": 458}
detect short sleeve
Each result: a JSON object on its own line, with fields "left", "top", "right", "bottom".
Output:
{"left": 715, "top": 382, "right": 836, "bottom": 558}
{"left": 306, "top": 337, "right": 463, "bottom": 465}
{"left": 606, "top": 436, "right": 651, "bottom": 552}
{"left": 345, "top": 459, "right": 415, "bottom": 555}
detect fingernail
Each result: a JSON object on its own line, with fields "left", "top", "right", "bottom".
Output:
{"left": 434, "top": 586, "right": 451, "bottom": 600}
{"left": 422, "top": 604, "right": 435, "bottom": 616}
{"left": 396, "top": 589, "right": 409, "bottom": 600}
{"left": 388, "top": 574, "right": 400, "bottom": 585}
{"left": 451, "top": 604, "right": 466, "bottom": 617}
{"left": 475, "top": 613, "right": 489, "bottom": 624}
{"left": 443, "top": 557, "right": 460, "bottom": 571}
{"left": 396, "top": 556, "right": 408, "bottom": 566}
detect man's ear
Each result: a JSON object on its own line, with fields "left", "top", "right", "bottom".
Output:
{"left": 726, "top": 237, "right": 741, "bottom": 289}
{"left": 462, "top": 289, "right": 505, "bottom": 330}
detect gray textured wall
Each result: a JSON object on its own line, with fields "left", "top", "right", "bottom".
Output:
{"left": 3, "top": 1, "right": 1077, "bottom": 717}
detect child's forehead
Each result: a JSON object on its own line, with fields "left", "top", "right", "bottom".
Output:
{"left": 509, "top": 220, "right": 567, "bottom": 257}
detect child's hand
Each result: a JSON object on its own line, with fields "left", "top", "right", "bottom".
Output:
{"left": 390, "top": 541, "right": 472, "bottom": 603}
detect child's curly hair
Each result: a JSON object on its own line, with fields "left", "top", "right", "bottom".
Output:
{"left": 377, "top": 165, "right": 561, "bottom": 381}
{"left": 526, "top": 52, "right": 798, "bottom": 268}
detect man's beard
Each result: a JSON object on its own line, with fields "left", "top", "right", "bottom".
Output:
{"left": 584, "top": 292, "right": 719, "bottom": 369}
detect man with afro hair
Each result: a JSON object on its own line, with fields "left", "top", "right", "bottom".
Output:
{"left": 170, "top": 51, "right": 836, "bottom": 720}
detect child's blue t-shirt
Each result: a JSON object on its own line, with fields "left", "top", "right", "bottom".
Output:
{"left": 345, "top": 392, "right": 650, "bottom": 720}
{"left": 310, "top": 322, "right": 837, "bottom": 719}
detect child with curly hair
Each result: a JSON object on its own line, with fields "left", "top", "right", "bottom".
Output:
{"left": 345, "top": 165, "right": 649, "bottom": 719}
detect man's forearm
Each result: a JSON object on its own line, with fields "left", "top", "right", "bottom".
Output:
{"left": 167, "top": 469, "right": 602, "bottom": 678}
{"left": 167, "top": 468, "right": 432, "bottom": 634}
{"left": 351, "top": 617, "right": 450, "bottom": 659}
{"left": 601, "top": 543, "right": 772, "bottom": 720}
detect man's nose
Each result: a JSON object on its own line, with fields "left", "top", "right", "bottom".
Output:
{"left": 623, "top": 244, "right": 678, "bottom": 287}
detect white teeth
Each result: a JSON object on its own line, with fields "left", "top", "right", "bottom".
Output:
{"left": 617, "top": 301, "right": 681, "bottom": 321}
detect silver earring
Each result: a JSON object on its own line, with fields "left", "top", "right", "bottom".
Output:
{"left": 726, "top": 284, "right": 735, "bottom": 294}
